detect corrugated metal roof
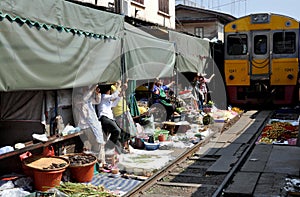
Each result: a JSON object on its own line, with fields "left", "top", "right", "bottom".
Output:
{"left": 176, "top": 4, "right": 236, "bottom": 23}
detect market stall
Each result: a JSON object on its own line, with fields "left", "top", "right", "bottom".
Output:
{"left": 0, "top": 0, "right": 124, "bottom": 176}
{"left": 257, "top": 111, "right": 299, "bottom": 145}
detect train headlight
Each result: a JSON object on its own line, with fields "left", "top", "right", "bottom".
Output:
{"left": 229, "top": 75, "right": 234, "bottom": 80}
{"left": 287, "top": 74, "right": 294, "bottom": 80}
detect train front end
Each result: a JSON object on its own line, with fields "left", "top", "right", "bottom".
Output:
{"left": 224, "top": 13, "right": 299, "bottom": 106}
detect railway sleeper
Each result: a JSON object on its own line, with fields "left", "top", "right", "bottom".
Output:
{"left": 169, "top": 172, "right": 206, "bottom": 177}
{"left": 157, "top": 181, "right": 218, "bottom": 188}
{"left": 162, "top": 173, "right": 227, "bottom": 185}
{"left": 186, "top": 165, "right": 210, "bottom": 169}
{"left": 141, "top": 184, "right": 218, "bottom": 197}
{"left": 189, "top": 156, "right": 219, "bottom": 161}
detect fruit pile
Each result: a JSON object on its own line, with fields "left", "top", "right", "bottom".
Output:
{"left": 67, "top": 154, "right": 96, "bottom": 167}
{"left": 258, "top": 121, "right": 298, "bottom": 144}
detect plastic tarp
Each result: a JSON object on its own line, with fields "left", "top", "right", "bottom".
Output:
{"left": 0, "top": 0, "right": 122, "bottom": 38}
{"left": 124, "top": 23, "right": 176, "bottom": 80}
{"left": 0, "top": 91, "right": 43, "bottom": 120}
{"left": 0, "top": 0, "right": 124, "bottom": 91}
{"left": 169, "top": 31, "right": 211, "bottom": 74}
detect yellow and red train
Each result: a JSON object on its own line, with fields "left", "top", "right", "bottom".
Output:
{"left": 224, "top": 13, "right": 299, "bottom": 106}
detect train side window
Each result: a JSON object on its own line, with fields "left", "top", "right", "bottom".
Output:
{"left": 273, "top": 32, "right": 296, "bottom": 54}
{"left": 227, "top": 34, "right": 248, "bottom": 55}
{"left": 254, "top": 35, "right": 267, "bottom": 55}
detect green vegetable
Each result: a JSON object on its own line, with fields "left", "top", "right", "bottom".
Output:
{"left": 56, "top": 182, "right": 116, "bottom": 197}
{"left": 203, "top": 115, "right": 214, "bottom": 125}
{"left": 176, "top": 107, "right": 184, "bottom": 113}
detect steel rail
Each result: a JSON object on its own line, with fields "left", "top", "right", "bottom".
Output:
{"left": 124, "top": 112, "right": 245, "bottom": 197}
{"left": 212, "top": 110, "right": 272, "bottom": 197}
{"left": 124, "top": 130, "right": 217, "bottom": 197}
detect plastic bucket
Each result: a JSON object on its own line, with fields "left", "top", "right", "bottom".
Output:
{"left": 158, "top": 134, "right": 166, "bottom": 142}
{"left": 23, "top": 156, "right": 69, "bottom": 191}
{"left": 154, "top": 130, "right": 169, "bottom": 141}
{"left": 33, "top": 169, "right": 65, "bottom": 191}
{"left": 20, "top": 152, "right": 33, "bottom": 177}
{"left": 69, "top": 159, "right": 97, "bottom": 182}
{"left": 22, "top": 163, "right": 33, "bottom": 178}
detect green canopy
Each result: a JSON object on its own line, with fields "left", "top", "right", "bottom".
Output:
{"left": 124, "top": 23, "right": 176, "bottom": 80}
{"left": 0, "top": 0, "right": 122, "bottom": 38}
{"left": 0, "top": 0, "right": 124, "bottom": 91}
{"left": 0, "top": 0, "right": 180, "bottom": 91}
{"left": 169, "top": 30, "right": 211, "bottom": 74}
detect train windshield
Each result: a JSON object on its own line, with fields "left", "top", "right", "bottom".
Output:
{"left": 273, "top": 32, "right": 296, "bottom": 54}
{"left": 227, "top": 34, "right": 248, "bottom": 55}
{"left": 254, "top": 35, "right": 267, "bottom": 55}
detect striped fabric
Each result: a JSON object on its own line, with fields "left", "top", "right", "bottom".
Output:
{"left": 90, "top": 173, "right": 142, "bottom": 194}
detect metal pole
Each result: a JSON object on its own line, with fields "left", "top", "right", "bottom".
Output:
{"left": 121, "top": 25, "right": 127, "bottom": 144}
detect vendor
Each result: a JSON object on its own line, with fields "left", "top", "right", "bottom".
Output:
{"left": 111, "top": 80, "right": 137, "bottom": 153}
{"left": 96, "top": 83, "right": 130, "bottom": 155}
{"left": 201, "top": 73, "right": 215, "bottom": 104}
{"left": 193, "top": 73, "right": 215, "bottom": 110}
{"left": 151, "top": 79, "right": 175, "bottom": 121}
{"left": 72, "top": 85, "right": 105, "bottom": 164}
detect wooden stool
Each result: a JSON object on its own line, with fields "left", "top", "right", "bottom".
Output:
{"left": 162, "top": 121, "right": 177, "bottom": 135}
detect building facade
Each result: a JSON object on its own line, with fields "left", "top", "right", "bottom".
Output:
{"left": 175, "top": 4, "right": 236, "bottom": 41}
{"left": 75, "top": 0, "right": 176, "bottom": 29}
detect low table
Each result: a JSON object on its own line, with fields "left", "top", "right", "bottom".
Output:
{"left": 162, "top": 121, "right": 191, "bottom": 135}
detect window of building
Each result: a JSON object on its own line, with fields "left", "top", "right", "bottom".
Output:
{"left": 158, "top": 0, "right": 169, "bottom": 14}
{"left": 132, "top": 0, "right": 144, "bottom": 5}
{"left": 273, "top": 32, "right": 296, "bottom": 54}
{"left": 195, "top": 27, "right": 204, "bottom": 38}
{"left": 227, "top": 34, "right": 248, "bottom": 55}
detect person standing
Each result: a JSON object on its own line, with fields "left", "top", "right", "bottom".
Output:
{"left": 97, "top": 83, "right": 128, "bottom": 155}
{"left": 192, "top": 73, "right": 215, "bottom": 110}
{"left": 151, "top": 79, "right": 175, "bottom": 121}
{"left": 201, "top": 73, "right": 215, "bottom": 104}
{"left": 111, "top": 80, "right": 137, "bottom": 152}
{"left": 192, "top": 76, "right": 205, "bottom": 111}
{"left": 72, "top": 85, "right": 105, "bottom": 163}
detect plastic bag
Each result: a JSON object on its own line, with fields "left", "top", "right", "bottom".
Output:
{"left": 0, "top": 188, "right": 30, "bottom": 197}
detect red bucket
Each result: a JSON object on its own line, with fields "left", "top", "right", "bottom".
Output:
{"left": 69, "top": 160, "right": 97, "bottom": 182}
{"left": 33, "top": 169, "right": 65, "bottom": 191}
{"left": 64, "top": 153, "right": 97, "bottom": 183}
{"left": 23, "top": 156, "right": 69, "bottom": 191}
{"left": 20, "top": 152, "right": 33, "bottom": 177}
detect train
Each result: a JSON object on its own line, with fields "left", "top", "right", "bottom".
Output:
{"left": 224, "top": 13, "right": 299, "bottom": 106}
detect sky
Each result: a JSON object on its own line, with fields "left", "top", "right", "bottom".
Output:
{"left": 195, "top": 0, "right": 300, "bottom": 20}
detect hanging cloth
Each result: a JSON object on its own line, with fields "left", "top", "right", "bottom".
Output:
{"left": 129, "top": 93, "right": 140, "bottom": 117}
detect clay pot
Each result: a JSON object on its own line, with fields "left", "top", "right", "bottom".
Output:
{"left": 158, "top": 134, "right": 165, "bottom": 142}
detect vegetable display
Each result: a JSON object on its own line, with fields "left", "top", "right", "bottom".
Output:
{"left": 258, "top": 122, "right": 298, "bottom": 144}
{"left": 56, "top": 182, "right": 116, "bottom": 197}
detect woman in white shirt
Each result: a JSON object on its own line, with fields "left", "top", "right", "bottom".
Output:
{"left": 97, "top": 83, "right": 127, "bottom": 154}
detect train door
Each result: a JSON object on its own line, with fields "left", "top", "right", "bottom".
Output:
{"left": 250, "top": 31, "right": 270, "bottom": 80}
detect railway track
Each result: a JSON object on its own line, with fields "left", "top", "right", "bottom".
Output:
{"left": 124, "top": 110, "right": 273, "bottom": 197}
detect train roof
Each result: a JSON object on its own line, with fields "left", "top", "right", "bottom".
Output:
{"left": 224, "top": 13, "right": 299, "bottom": 32}
{"left": 230, "top": 12, "right": 299, "bottom": 23}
